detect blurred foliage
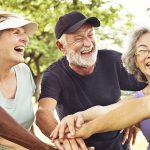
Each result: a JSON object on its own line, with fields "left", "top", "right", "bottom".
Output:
{"left": 0, "top": 0, "right": 134, "bottom": 77}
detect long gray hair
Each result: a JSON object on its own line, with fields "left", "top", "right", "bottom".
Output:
{"left": 123, "top": 27, "right": 150, "bottom": 82}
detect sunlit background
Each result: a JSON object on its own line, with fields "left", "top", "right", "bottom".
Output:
{"left": 0, "top": 0, "right": 150, "bottom": 149}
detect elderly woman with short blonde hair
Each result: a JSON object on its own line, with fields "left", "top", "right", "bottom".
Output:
{"left": 0, "top": 11, "right": 54, "bottom": 150}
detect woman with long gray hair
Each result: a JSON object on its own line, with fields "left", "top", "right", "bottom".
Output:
{"left": 123, "top": 27, "right": 150, "bottom": 150}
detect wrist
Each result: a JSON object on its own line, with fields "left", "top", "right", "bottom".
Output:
{"left": 80, "top": 110, "right": 89, "bottom": 121}
{"left": 87, "top": 120, "right": 98, "bottom": 136}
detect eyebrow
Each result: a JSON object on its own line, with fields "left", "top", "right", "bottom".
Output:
{"left": 137, "top": 45, "right": 148, "bottom": 48}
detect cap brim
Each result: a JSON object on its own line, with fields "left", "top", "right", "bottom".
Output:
{"left": 0, "top": 17, "right": 38, "bottom": 35}
{"left": 65, "top": 17, "right": 100, "bottom": 33}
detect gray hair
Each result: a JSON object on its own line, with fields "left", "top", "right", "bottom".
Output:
{"left": 58, "top": 34, "right": 67, "bottom": 46}
{"left": 123, "top": 27, "right": 150, "bottom": 82}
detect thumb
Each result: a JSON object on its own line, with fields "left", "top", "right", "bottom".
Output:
{"left": 75, "top": 126, "right": 87, "bottom": 139}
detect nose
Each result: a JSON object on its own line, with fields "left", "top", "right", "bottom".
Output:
{"left": 83, "top": 36, "right": 93, "bottom": 47}
{"left": 20, "top": 33, "right": 29, "bottom": 46}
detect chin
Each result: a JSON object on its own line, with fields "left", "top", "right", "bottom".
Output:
{"left": 15, "top": 59, "right": 24, "bottom": 64}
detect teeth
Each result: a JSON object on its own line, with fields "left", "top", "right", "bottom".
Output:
{"left": 16, "top": 46, "right": 25, "bottom": 50}
{"left": 81, "top": 49, "right": 92, "bottom": 54}
{"left": 14, "top": 46, "right": 25, "bottom": 52}
{"left": 146, "top": 62, "right": 150, "bottom": 66}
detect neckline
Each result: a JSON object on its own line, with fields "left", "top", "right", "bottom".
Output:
{"left": 64, "top": 57, "right": 98, "bottom": 79}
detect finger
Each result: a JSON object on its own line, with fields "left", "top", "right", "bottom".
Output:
{"left": 63, "top": 139, "right": 72, "bottom": 150}
{"left": 49, "top": 128, "right": 58, "bottom": 141}
{"left": 50, "top": 130, "right": 54, "bottom": 138}
{"left": 76, "top": 138, "right": 88, "bottom": 150}
{"left": 131, "top": 128, "right": 138, "bottom": 145}
{"left": 67, "top": 118, "right": 76, "bottom": 136}
{"left": 88, "top": 147, "right": 95, "bottom": 150}
{"left": 76, "top": 115, "right": 84, "bottom": 128}
{"left": 68, "top": 138, "right": 79, "bottom": 150}
{"left": 51, "top": 126, "right": 60, "bottom": 140}
{"left": 54, "top": 139, "right": 64, "bottom": 150}
{"left": 67, "top": 132, "right": 74, "bottom": 138}
{"left": 127, "top": 129, "right": 133, "bottom": 144}
{"left": 59, "top": 122, "right": 67, "bottom": 139}
{"left": 122, "top": 129, "right": 129, "bottom": 145}
{"left": 132, "top": 132, "right": 137, "bottom": 145}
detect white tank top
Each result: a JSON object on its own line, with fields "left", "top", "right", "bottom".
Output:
{"left": 0, "top": 63, "right": 35, "bottom": 129}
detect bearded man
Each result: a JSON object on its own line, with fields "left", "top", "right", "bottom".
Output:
{"left": 36, "top": 11, "right": 145, "bottom": 150}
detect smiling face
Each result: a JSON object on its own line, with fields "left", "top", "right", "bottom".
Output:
{"left": 60, "top": 24, "right": 97, "bottom": 68}
{"left": 0, "top": 27, "right": 29, "bottom": 66}
{"left": 135, "top": 32, "right": 150, "bottom": 81}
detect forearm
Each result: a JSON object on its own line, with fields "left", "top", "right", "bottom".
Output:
{"left": 89, "top": 97, "right": 150, "bottom": 134}
{"left": 81, "top": 101, "right": 130, "bottom": 121}
{"left": 81, "top": 106, "right": 106, "bottom": 121}
{"left": 0, "top": 107, "right": 54, "bottom": 150}
{"left": 36, "top": 108, "right": 58, "bottom": 138}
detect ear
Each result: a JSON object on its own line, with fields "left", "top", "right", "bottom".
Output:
{"left": 56, "top": 40, "right": 66, "bottom": 53}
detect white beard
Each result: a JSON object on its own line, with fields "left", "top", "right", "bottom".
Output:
{"left": 66, "top": 47, "right": 98, "bottom": 68}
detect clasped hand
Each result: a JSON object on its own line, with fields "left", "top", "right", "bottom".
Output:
{"left": 50, "top": 112, "right": 94, "bottom": 150}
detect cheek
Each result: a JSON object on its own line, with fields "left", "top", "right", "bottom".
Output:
{"left": 136, "top": 58, "right": 145, "bottom": 70}
{"left": 69, "top": 45, "right": 81, "bottom": 53}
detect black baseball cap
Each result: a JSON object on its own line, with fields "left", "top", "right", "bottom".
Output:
{"left": 55, "top": 11, "right": 100, "bottom": 39}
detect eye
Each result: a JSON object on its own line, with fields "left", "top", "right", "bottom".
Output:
{"left": 14, "top": 29, "right": 20, "bottom": 34}
{"left": 75, "top": 37, "right": 83, "bottom": 41}
{"left": 135, "top": 49, "right": 149, "bottom": 55}
{"left": 139, "top": 49, "right": 147, "bottom": 52}
{"left": 10, "top": 29, "right": 20, "bottom": 35}
{"left": 88, "top": 34, "right": 93, "bottom": 37}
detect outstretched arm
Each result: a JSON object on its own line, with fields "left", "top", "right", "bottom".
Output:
{"left": 0, "top": 107, "right": 55, "bottom": 150}
{"left": 74, "top": 95, "right": 150, "bottom": 139}
{"left": 51, "top": 95, "right": 150, "bottom": 140}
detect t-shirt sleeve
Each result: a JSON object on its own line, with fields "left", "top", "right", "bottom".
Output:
{"left": 39, "top": 70, "right": 61, "bottom": 101}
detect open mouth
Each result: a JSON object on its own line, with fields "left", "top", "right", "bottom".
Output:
{"left": 146, "top": 62, "right": 150, "bottom": 67}
{"left": 14, "top": 46, "right": 25, "bottom": 53}
{"left": 81, "top": 48, "right": 93, "bottom": 54}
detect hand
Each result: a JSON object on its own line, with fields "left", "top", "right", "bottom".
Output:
{"left": 67, "top": 122, "right": 93, "bottom": 139}
{"left": 122, "top": 126, "right": 139, "bottom": 145}
{"left": 53, "top": 137, "right": 89, "bottom": 150}
{"left": 50, "top": 113, "right": 84, "bottom": 140}
{"left": 88, "top": 147, "right": 95, "bottom": 150}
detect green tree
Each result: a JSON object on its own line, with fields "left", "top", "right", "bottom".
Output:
{"left": 0, "top": 0, "right": 133, "bottom": 99}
